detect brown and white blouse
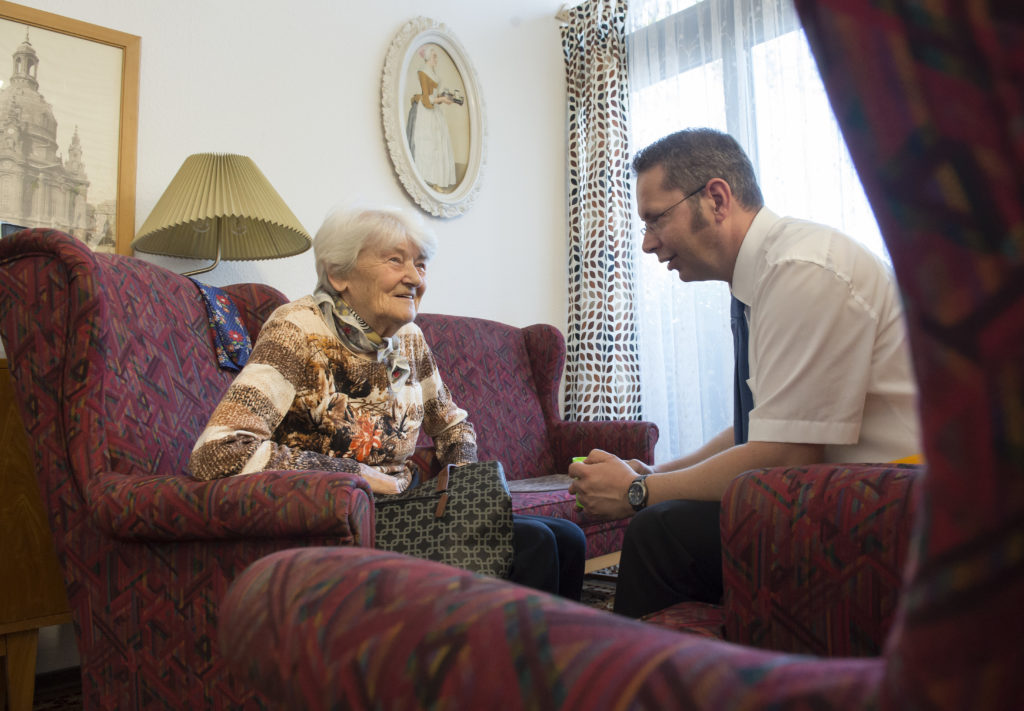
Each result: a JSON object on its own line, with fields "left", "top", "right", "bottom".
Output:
{"left": 188, "top": 294, "right": 476, "bottom": 493}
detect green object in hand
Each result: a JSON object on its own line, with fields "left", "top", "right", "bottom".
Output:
{"left": 571, "top": 457, "right": 586, "bottom": 509}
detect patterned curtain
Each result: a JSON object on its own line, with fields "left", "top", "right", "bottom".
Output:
{"left": 560, "top": 0, "right": 641, "bottom": 421}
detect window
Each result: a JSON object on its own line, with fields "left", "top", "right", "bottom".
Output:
{"left": 627, "top": 0, "right": 885, "bottom": 460}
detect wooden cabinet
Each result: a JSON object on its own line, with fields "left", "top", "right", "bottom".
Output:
{"left": 0, "top": 360, "right": 72, "bottom": 711}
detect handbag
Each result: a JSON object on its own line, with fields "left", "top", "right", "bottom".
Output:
{"left": 374, "top": 460, "right": 514, "bottom": 578}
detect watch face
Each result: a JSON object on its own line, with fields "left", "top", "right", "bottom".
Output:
{"left": 628, "top": 480, "right": 645, "bottom": 507}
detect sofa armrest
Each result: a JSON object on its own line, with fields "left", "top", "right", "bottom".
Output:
{"left": 219, "top": 547, "right": 879, "bottom": 710}
{"left": 548, "top": 419, "right": 659, "bottom": 471}
{"left": 720, "top": 462, "right": 922, "bottom": 656}
{"left": 87, "top": 470, "right": 374, "bottom": 546}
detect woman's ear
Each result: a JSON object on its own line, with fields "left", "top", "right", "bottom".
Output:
{"left": 327, "top": 272, "right": 348, "bottom": 295}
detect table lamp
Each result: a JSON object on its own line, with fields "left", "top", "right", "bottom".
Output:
{"left": 132, "top": 153, "right": 311, "bottom": 275}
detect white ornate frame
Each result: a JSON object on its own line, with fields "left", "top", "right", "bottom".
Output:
{"left": 381, "top": 17, "right": 486, "bottom": 218}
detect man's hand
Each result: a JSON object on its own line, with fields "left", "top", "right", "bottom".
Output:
{"left": 568, "top": 449, "right": 638, "bottom": 520}
{"left": 627, "top": 459, "right": 655, "bottom": 475}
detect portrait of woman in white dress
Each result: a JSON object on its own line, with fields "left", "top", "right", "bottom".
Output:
{"left": 405, "top": 45, "right": 464, "bottom": 193}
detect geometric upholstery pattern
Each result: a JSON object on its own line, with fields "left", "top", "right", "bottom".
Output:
{"left": 217, "top": 2, "right": 1024, "bottom": 708}
{"left": 647, "top": 463, "right": 921, "bottom": 657}
{"left": 415, "top": 313, "right": 659, "bottom": 559}
{"left": 0, "top": 229, "right": 374, "bottom": 710}
{"left": 796, "top": 0, "right": 1024, "bottom": 706}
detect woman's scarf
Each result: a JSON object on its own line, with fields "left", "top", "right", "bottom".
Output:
{"left": 313, "top": 289, "right": 411, "bottom": 391}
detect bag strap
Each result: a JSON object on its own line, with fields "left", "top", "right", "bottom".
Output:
{"left": 434, "top": 465, "right": 451, "bottom": 519}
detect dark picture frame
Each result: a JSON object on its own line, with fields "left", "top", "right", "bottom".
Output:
{"left": 0, "top": 1, "right": 139, "bottom": 254}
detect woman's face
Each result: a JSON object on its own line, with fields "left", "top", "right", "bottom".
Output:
{"left": 328, "top": 238, "right": 427, "bottom": 338}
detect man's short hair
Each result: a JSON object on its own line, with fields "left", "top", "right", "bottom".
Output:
{"left": 632, "top": 129, "right": 765, "bottom": 211}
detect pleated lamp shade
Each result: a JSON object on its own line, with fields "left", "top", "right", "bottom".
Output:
{"left": 132, "top": 154, "right": 310, "bottom": 266}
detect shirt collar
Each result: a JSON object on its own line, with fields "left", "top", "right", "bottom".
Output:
{"left": 731, "top": 207, "right": 780, "bottom": 306}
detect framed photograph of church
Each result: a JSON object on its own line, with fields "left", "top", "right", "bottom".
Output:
{"left": 381, "top": 17, "right": 486, "bottom": 218}
{"left": 0, "top": 1, "right": 139, "bottom": 254}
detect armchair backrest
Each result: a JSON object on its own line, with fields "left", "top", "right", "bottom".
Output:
{"left": 0, "top": 228, "right": 287, "bottom": 512}
{"left": 415, "top": 313, "right": 563, "bottom": 480}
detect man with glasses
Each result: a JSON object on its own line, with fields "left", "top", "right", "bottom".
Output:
{"left": 569, "top": 128, "right": 920, "bottom": 618}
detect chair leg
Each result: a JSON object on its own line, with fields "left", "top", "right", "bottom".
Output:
{"left": 2, "top": 630, "right": 39, "bottom": 711}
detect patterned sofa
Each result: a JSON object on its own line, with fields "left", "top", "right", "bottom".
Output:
{"left": 414, "top": 313, "right": 659, "bottom": 570}
{"left": 217, "top": 0, "right": 1023, "bottom": 708}
{"left": 0, "top": 229, "right": 374, "bottom": 710}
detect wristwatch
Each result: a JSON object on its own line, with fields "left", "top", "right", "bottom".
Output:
{"left": 627, "top": 475, "right": 649, "bottom": 512}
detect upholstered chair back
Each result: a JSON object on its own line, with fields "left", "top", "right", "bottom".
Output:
{"left": 415, "top": 313, "right": 563, "bottom": 480}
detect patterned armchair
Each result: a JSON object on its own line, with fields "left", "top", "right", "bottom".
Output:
{"left": 217, "top": 1, "right": 1023, "bottom": 708}
{"left": 415, "top": 313, "right": 658, "bottom": 569}
{"left": 644, "top": 462, "right": 920, "bottom": 656}
{"left": 0, "top": 229, "right": 374, "bottom": 710}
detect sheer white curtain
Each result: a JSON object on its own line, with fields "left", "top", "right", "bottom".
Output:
{"left": 626, "top": 0, "right": 887, "bottom": 461}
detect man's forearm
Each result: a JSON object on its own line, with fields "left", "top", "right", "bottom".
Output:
{"left": 647, "top": 440, "right": 826, "bottom": 503}
{"left": 652, "top": 427, "right": 735, "bottom": 473}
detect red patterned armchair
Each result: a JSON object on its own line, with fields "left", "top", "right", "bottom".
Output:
{"left": 217, "top": 1, "right": 1023, "bottom": 708}
{"left": 643, "top": 462, "right": 920, "bottom": 655}
{"left": 0, "top": 229, "right": 374, "bottom": 710}
{"left": 414, "top": 313, "right": 658, "bottom": 570}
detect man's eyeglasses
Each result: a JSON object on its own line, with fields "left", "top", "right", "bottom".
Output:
{"left": 641, "top": 182, "right": 707, "bottom": 235}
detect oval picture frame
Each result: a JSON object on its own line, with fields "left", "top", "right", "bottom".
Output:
{"left": 381, "top": 17, "right": 487, "bottom": 218}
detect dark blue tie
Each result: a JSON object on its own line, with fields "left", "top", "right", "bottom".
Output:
{"left": 731, "top": 295, "right": 754, "bottom": 445}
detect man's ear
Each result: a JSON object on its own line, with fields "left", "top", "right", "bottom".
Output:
{"left": 706, "top": 178, "right": 732, "bottom": 221}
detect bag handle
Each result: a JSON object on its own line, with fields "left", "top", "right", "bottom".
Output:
{"left": 434, "top": 465, "right": 451, "bottom": 518}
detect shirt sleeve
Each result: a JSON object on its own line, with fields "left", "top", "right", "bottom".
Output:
{"left": 746, "top": 257, "right": 878, "bottom": 445}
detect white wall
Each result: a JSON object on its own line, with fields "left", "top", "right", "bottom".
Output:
{"left": 14, "top": 0, "right": 570, "bottom": 331}
{"left": 15, "top": 0, "right": 570, "bottom": 674}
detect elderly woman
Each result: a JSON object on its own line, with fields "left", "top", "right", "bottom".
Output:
{"left": 189, "top": 206, "right": 585, "bottom": 599}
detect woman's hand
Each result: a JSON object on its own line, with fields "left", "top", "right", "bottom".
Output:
{"left": 568, "top": 449, "right": 639, "bottom": 521}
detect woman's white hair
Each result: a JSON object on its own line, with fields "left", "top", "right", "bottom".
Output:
{"left": 313, "top": 205, "right": 438, "bottom": 294}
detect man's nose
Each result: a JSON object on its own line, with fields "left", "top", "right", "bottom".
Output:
{"left": 641, "top": 228, "right": 658, "bottom": 254}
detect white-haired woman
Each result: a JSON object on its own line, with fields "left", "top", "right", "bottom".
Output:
{"left": 190, "top": 206, "right": 585, "bottom": 598}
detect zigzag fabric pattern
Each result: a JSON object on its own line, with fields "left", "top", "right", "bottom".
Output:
{"left": 720, "top": 463, "right": 919, "bottom": 657}
{"left": 795, "top": 0, "right": 1024, "bottom": 705}
{"left": 0, "top": 229, "right": 375, "bottom": 710}
{"left": 561, "top": 0, "right": 643, "bottom": 422}
{"left": 221, "top": 546, "right": 884, "bottom": 710}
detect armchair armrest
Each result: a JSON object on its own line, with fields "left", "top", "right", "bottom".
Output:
{"left": 219, "top": 547, "right": 879, "bottom": 710}
{"left": 720, "top": 462, "right": 922, "bottom": 656}
{"left": 87, "top": 471, "right": 374, "bottom": 545}
{"left": 548, "top": 419, "right": 659, "bottom": 471}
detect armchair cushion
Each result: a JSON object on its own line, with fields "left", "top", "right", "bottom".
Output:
{"left": 88, "top": 471, "right": 372, "bottom": 542}
{"left": 220, "top": 547, "right": 883, "bottom": 711}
